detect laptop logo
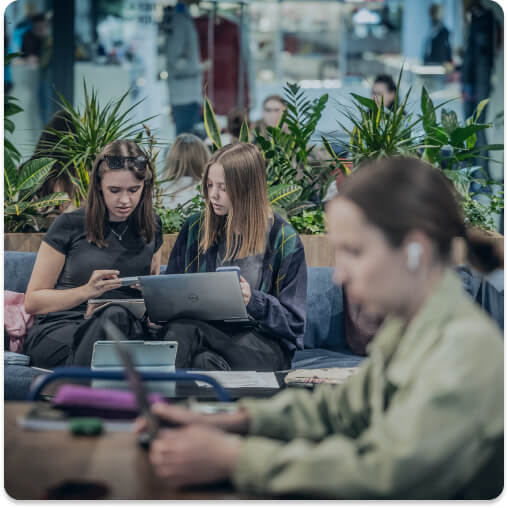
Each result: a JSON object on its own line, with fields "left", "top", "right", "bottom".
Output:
{"left": 188, "top": 293, "right": 199, "bottom": 303}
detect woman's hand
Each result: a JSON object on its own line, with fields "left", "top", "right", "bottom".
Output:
{"left": 148, "top": 425, "right": 243, "bottom": 488}
{"left": 85, "top": 269, "right": 122, "bottom": 298}
{"left": 239, "top": 276, "right": 252, "bottom": 306}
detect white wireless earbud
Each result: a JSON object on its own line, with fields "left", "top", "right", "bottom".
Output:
{"left": 407, "top": 242, "right": 423, "bottom": 271}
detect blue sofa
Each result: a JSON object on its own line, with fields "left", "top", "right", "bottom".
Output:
{"left": 4, "top": 251, "right": 366, "bottom": 399}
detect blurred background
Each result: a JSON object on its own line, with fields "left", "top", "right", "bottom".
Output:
{"left": 4, "top": 0, "right": 504, "bottom": 186}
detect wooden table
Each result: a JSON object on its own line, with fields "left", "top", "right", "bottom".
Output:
{"left": 4, "top": 403, "right": 244, "bottom": 500}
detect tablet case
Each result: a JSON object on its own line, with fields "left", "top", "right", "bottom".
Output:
{"left": 91, "top": 340, "right": 178, "bottom": 397}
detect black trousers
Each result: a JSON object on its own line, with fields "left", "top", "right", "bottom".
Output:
{"left": 160, "top": 318, "right": 293, "bottom": 371}
{"left": 24, "top": 305, "right": 147, "bottom": 369}
{"left": 25, "top": 307, "right": 293, "bottom": 371}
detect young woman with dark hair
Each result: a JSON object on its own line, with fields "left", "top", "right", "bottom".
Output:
{"left": 137, "top": 156, "right": 502, "bottom": 499}
{"left": 162, "top": 142, "right": 307, "bottom": 371}
{"left": 24, "top": 140, "right": 163, "bottom": 368}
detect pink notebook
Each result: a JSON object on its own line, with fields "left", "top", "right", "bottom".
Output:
{"left": 52, "top": 384, "right": 165, "bottom": 419}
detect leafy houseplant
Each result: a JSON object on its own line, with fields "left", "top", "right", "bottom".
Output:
{"left": 4, "top": 53, "right": 23, "bottom": 172}
{"left": 334, "top": 66, "right": 503, "bottom": 231}
{"left": 156, "top": 193, "right": 205, "bottom": 234}
{"left": 41, "top": 81, "right": 156, "bottom": 206}
{"left": 332, "top": 69, "right": 423, "bottom": 166}
{"left": 4, "top": 157, "right": 70, "bottom": 232}
{"left": 418, "top": 89, "right": 504, "bottom": 228}
{"left": 4, "top": 53, "right": 70, "bottom": 232}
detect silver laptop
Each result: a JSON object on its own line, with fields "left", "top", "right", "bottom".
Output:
{"left": 91, "top": 340, "right": 178, "bottom": 397}
{"left": 138, "top": 271, "right": 251, "bottom": 323}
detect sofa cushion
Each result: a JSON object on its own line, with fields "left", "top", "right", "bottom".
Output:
{"left": 4, "top": 252, "right": 37, "bottom": 293}
{"left": 3, "top": 365, "right": 40, "bottom": 400}
{"left": 303, "top": 267, "right": 349, "bottom": 351}
{"left": 292, "top": 348, "right": 364, "bottom": 369}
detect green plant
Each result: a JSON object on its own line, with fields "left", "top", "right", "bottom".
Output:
{"left": 203, "top": 97, "right": 250, "bottom": 151}
{"left": 155, "top": 193, "right": 205, "bottom": 234}
{"left": 419, "top": 88, "right": 504, "bottom": 230}
{"left": 256, "top": 83, "right": 330, "bottom": 194}
{"left": 289, "top": 208, "right": 326, "bottom": 235}
{"left": 420, "top": 91, "right": 503, "bottom": 170}
{"left": 331, "top": 64, "right": 503, "bottom": 232}
{"left": 257, "top": 83, "right": 335, "bottom": 219}
{"left": 333, "top": 68, "right": 424, "bottom": 167}
{"left": 4, "top": 53, "right": 23, "bottom": 171}
{"left": 42, "top": 81, "right": 156, "bottom": 205}
{"left": 462, "top": 191, "right": 504, "bottom": 231}
{"left": 4, "top": 157, "right": 70, "bottom": 232}
{"left": 4, "top": 53, "right": 69, "bottom": 232}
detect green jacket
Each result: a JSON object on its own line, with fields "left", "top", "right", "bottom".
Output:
{"left": 232, "top": 270, "right": 503, "bottom": 499}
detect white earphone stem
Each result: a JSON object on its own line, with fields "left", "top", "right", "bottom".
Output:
{"left": 407, "top": 242, "right": 423, "bottom": 271}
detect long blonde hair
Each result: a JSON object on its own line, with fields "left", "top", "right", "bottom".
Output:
{"left": 163, "top": 133, "right": 210, "bottom": 182}
{"left": 200, "top": 143, "right": 270, "bottom": 260}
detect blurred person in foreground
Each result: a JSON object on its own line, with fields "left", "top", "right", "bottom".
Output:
{"left": 136, "top": 157, "right": 502, "bottom": 499}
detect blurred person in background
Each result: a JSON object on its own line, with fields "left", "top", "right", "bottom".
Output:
{"left": 223, "top": 108, "right": 249, "bottom": 145}
{"left": 21, "top": 12, "right": 53, "bottom": 126}
{"left": 159, "top": 133, "right": 210, "bottom": 209}
{"left": 461, "top": 0, "right": 502, "bottom": 176}
{"left": 423, "top": 4, "right": 452, "bottom": 66}
{"left": 137, "top": 157, "right": 502, "bottom": 499}
{"left": 163, "top": 1, "right": 210, "bottom": 135}
{"left": 253, "top": 94, "right": 286, "bottom": 137}
{"left": 371, "top": 74, "right": 396, "bottom": 110}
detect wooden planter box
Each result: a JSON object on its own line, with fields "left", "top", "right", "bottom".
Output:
{"left": 5, "top": 232, "right": 503, "bottom": 269}
{"left": 4, "top": 233, "right": 336, "bottom": 267}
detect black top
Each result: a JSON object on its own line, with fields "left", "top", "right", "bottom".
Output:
{"left": 43, "top": 208, "right": 163, "bottom": 303}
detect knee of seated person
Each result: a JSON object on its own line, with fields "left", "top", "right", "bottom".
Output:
{"left": 192, "top": 350, "right": 230, "bottom": 370}
{"left": 99, "top": 304, "right": 133, "bottom": 323}
{"left": 164, "top": 317, "right": 204, "bottom": 329}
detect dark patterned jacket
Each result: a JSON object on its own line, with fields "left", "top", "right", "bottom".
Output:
{"left": 165, "top": 212, "right": 307, "bottom": 351}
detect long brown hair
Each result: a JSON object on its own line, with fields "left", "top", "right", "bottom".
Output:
{"left": 200, "top": 143, "right": 270, "bottom": 260}
{"left": 337, "top": 157, "right": 503, "bottom": 272}
{"left": 86, "top": 140, "right": 155, "bottom": 247}
{"left": 162, "top": 133, "right": 210, "bottom": 182}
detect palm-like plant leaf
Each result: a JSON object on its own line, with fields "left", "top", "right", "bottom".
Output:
{"left": 238, "top": 118, "right": 250, "bottom": 143}
{"left": 4, "top": 155, "right": 19, "bottom": 200}
{"left": 203, "top": 97, "right": 222, "bottom": 150}
{"left": 268, "top": 184, "right": 302, "bottom": 207}
{"left": 17, "top": 158, "right": 56, "bottom": 193}
{"left": 39, "top": 81, "right": 156, "bottom": 202}
{"left": 30, "top": 192, "right": 70, "bottom": 209}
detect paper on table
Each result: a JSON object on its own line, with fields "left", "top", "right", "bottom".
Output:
{"left": 193, "top": 371, "right": 279, "bottom": 389}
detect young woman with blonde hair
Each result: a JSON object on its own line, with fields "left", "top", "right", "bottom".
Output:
{"left": 24, "top": 140, "right": 163, "bottom": 367}
{"left": 160, "top": 133, "right": 210, "bottom": 208}
{"left": 162, "top": 142, "right": 307, "bottom": 371}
